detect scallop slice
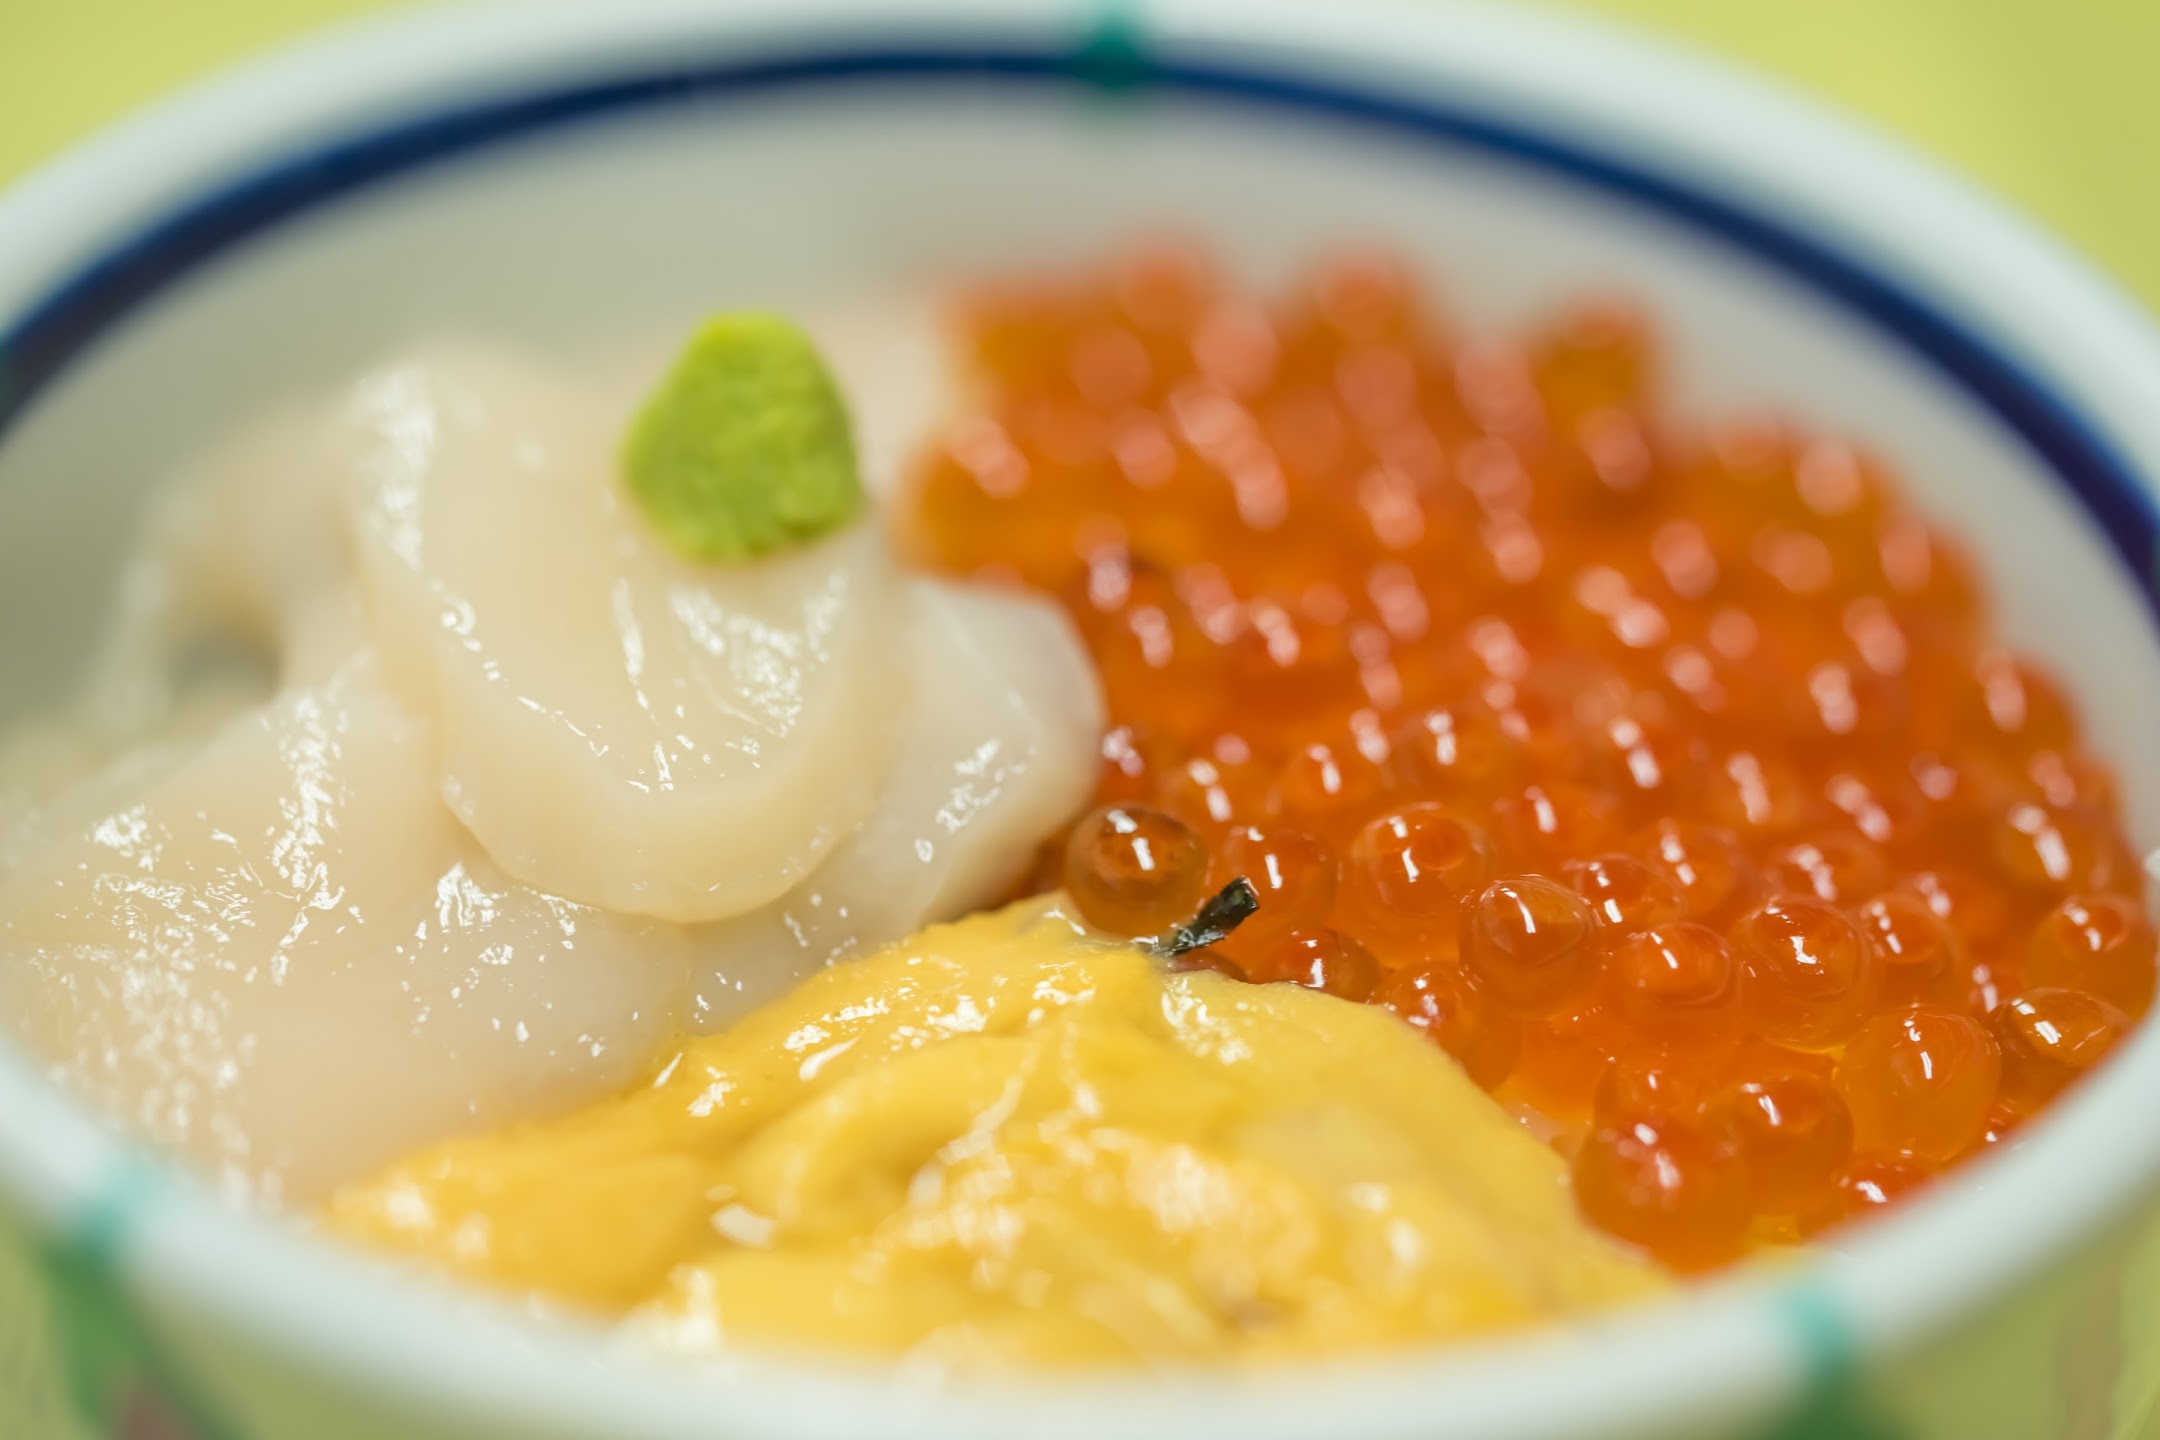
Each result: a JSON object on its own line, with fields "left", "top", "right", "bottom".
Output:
{"left": 68, "top": 398, "right": 368, "bottom": 762}
{"left": 337, "top": 345, "right": 906, "bottom": 923}
{"left": 0, "top": 655, "right": 694, "bottom": 1206}
{"left": 691, "top": 578, "right": 1103, "bottom": 1025}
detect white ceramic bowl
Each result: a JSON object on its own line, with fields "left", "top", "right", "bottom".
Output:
{"left": 3, "top": 2, "right": 2160, "bottom": 1438}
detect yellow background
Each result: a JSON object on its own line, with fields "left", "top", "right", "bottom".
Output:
{"left": 3, "top": 0, "right": 2158, "bottom": 310}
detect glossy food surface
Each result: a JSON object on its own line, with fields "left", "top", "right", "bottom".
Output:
{"left": 0, "top": 657, "right": 694, "bottom": 1206}
{"left": 326, "top": 900, "right": 1667, "bottom": 1364}
{"left": 903, "top": 242, "right": 2155, "bottom": 1267}
{"left": 0, "top": 336, "right": 1102, "bottom": 1201}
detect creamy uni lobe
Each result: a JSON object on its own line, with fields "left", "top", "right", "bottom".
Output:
{"left": 327, "top": 901, "right": 1667, "bottom": 1365}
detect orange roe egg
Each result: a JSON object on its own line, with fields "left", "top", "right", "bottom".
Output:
{"left": 1510, "top": 1000, "right": 1633, "bottom": 1126}
{"left": 1568, "top": 853, "right": 1687, "bottom": 931}
{"left": 1706, "top": 1073, "right": 1853, "bottom": 1216}
{"left": 1304, "top": 247, "right": 1419, "bottom": 346}
{"left": 1377, "top": 964, "right": 1521, "bottom": 1090}
{"left": 1606, "top": 923, "right": 1741, "bottom": 1048}
{"left": 2025, "top": 894, "right": 2157, "bottom": 1017}
{"left": 1462, "top": 876, "right": 1603, "bottom": 1016}
{"left": 1592, "top": 1062, "right": 1702, "bottom": 1126}
{"left": 1978, "top": 1099, "right": 2027, "bottom": 1148}
{"left": 1992, "top": 988, "right": 2131, "bottom": 1104}
{"left": 1342, "top": 804, "right": 1494, "bottom": 947}
{"left": 1268, "top": 740, "right": 1390, "bottom": 843}
{"left": 1856, "top": 891, "right": 1962, "bottom": 1005}
{"left": 1093, "top": 724, "right": 1161, "bottom": 804}
{"left": 1992, "top": 802, "right": 2124, "bottom": 895}
{"left": 1491, "top": 779, "right": 1623, "bottom": 869}
{"left": 1592, "top": 711, "right": 1706, "bottom": 819}
{"left": 1898, "top": 865, "right": 2011, "bottom": 951}
{"left": 1962, "top": 650, "right": 2075, "bottom": 756}
{"left": 1637, "top": 818, "right": 1756, "bottom": 924}
{"left": 1230, "top": 926, "right": 1381, "bottom": 1002}
{"left": 1063, "top": 804, "right": 1211, "bottom": 938}
{"left": 1702, "top": 749, "right": 1816, "bottom": 840}
{"left": 1823, "top": 767, "right": 1929, "bottom": 856}
{"left": 1158, "top": 753, "right": 1267, "bottom": 836}
{"left": 1389, "top": 705, "right": 1519, "bottom": 806}
{"left": 1213, "top": 824, "right": 1338, "bottom": 942}
{"left": 1108, "top": 237, "right": 1217, "bottom": 336}
{"left": 1731, "top": 897, "right": 1881, "bottom": 1047}
{"left": 1836, "top": 1006, "right": 2002, "bottom": 1164}
{"left": 1829, "top": 1154, "right": 1935, "bottom": 1224}
{"left": 1720, "top": 1038, "right": 1838, "bottom": 1085}
{"left": 1762, "top": 830, "right": 1889, "bottom": 906}
{"left": 2025, "top": 748, "right": 2120, "bottom": 817}
{"left": 906, "top": 241, "right": 2155, "bottom": 1267}
{"left": 1573, "top": 1113, "right": 1750, "bottom": 1271}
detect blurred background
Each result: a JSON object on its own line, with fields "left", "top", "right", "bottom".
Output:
{"left": 3, "top": 0, "right": 2157, "bottom": 313}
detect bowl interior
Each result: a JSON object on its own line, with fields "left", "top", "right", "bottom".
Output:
{"left": 2, "top": 19, "right": 2160, "bottom": 1440}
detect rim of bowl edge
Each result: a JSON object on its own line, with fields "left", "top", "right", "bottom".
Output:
{"left": 0, "top": 1, "right": 2158, "bottom": 1438}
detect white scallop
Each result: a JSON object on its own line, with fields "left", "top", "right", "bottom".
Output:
{"left": 336, "top": 345, "right": 907, "bottom": 923}
{"left": 0, "top": 655, "right": 695, "bottom": 1206}
{"left": 0, "top": 311, "right": 1108, "bottom": 1202}
{"left": 690, "top": 577, "right": 1102, "bottom": 1024}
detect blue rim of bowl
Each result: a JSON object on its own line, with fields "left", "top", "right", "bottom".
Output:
{"left": 0, "top": 35, "right": 2155, "bottom": 608}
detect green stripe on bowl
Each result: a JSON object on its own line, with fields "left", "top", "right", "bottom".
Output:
{"left": 1754, "top": 1283, "right": 1909, "bottom": 1440}
{"left": 43, "top": 1154, "right": 237, "bottom": 1440}
{"left": 1074, "top": 0, "right": 1151, "bottom": 92}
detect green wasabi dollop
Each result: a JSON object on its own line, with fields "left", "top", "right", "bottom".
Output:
{"left": 621, "top": 313, "right": 862, "bottom": 563}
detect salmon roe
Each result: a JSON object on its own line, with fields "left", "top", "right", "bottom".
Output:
{"left": 903, "top": 241, "right": 2156, "bottom": 1269}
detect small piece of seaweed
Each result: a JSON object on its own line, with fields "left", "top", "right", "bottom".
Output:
{"left": 1153, "top": 877, "right": 1261, "bottom": 959}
